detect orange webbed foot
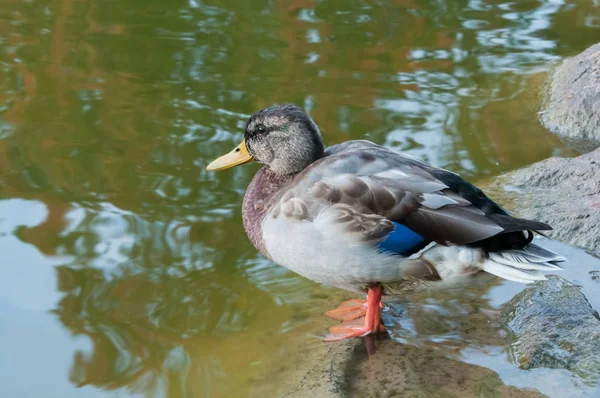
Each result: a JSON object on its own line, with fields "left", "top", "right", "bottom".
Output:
{"left": 323, "top": 285, "right": 385, "bottom": 342}
{"left": 324, "top": 299, "right": 367, "bottom": 321}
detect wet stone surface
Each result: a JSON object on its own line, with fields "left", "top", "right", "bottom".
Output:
{"left": 268, "top": 336, "right": 546, "bottom": 398}
{"left": 485, "top": 148, "right": 600, "bottom": 254}
{"left": 542, "top": 42, "right": 600, "bottom": 149}
{"left": 500, "top": 276, "right": 600, "bottom": 384}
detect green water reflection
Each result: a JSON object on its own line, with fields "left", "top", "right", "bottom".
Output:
{"left": 0, "top": 0, "right": 599, "bottom": 396}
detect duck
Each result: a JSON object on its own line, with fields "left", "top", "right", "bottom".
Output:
{"left": 206, "top": 104, "right": 565, "bottom": 341}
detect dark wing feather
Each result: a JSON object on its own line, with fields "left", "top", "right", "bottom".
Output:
{"left": 401, "top": 205, "right": 504, "bottom": 245}
{"left": 426, "top": 166, "right": 510, "bottom": 216}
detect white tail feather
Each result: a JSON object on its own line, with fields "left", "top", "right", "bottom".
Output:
{"left": 488, "top": 252, "right": 563, "bottom": 271}
{"left": 482, "top": 260, "right": 547, "bottom": 283}
{"left": 513, "top": 244, "right": 566, "bottom": 263}
{"left": 482, "top": 243, "right": 565, "bottom": 284}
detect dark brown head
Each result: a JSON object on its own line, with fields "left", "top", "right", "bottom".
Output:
{"left": 206, "top": 105, "right": 325, "bottom": 175}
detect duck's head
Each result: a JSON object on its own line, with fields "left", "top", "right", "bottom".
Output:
{"left": 206, "top": 104, "right": 325, "bottom": 175}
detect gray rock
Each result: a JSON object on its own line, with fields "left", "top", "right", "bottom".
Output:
{"left": 541, "top": 43, "right": 600, "bottom": 148}
{"left": 265, "top": 337, "right": 546, "bottom": 398}
{"left": 485, "top": 148, "right": 600, "bottom": 254}
{"left": 501, "top": 276, "right": 600, "bottom": 383}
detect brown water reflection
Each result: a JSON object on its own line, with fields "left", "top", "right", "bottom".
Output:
{"left": 1, "top": 0, "right": 599, "bottom": 397}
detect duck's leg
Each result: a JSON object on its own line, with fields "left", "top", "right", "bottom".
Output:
{"left": 323, "top": 285, "right": 385, "bottom": 342}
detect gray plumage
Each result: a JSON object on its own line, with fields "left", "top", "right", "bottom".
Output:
{"left": 237, "top": 105, "right": 564, "bottom": 295}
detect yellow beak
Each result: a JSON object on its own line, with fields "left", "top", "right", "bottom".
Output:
{"left": 206, "top": 138, "right": 254, "bottom": 171}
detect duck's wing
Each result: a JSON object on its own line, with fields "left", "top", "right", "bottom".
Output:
{"left": 274, "top": 140, "right": 549, "bottom": 254}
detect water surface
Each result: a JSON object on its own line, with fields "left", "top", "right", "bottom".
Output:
{"left": 1, "top": 0, "right": 599, "bottom": 397}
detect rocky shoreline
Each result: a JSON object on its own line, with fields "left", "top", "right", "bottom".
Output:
{"left": 485, "top": 148, "right": 600, "bottom": 254}
{"left": 541, "top": 43, "right": 600, "bottom": 149}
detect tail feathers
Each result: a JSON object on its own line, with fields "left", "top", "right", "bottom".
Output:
{"left": 482, "top": 261, "right": 546, "bottom": 283}
{"left": 513, "top": 243, "right": 566, "bottom": 263}
{"left": 482, "top": 243, "right": 565, "bottom": 284}
{"left": 488, "top": 252, "right": 563, "bottom": 271}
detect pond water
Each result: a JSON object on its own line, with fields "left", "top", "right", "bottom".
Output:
{"left": 1, "top": 0, "right": 599, "bottom": 397}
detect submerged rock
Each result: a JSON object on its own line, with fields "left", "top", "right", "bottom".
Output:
{"left": 541, "top": 43, "right": 600, "bottom": 148}
{"left": 485, "top": 148, "right": 600, "bottom": 254}
{"left": 251, "top": 290, "right": 547, "bottom": 398}
{"left": 342, "top": 338, "right": 546, "bottom": 398}
{"left": 265, "top": 337, "right": 545, "bottom": 398}
{"left": 501, "top": 276, "right": 600, "bottom": 383}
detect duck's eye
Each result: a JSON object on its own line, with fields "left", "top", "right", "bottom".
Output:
{"left": 255, "top": 124, "right": 267, "bottom": 133}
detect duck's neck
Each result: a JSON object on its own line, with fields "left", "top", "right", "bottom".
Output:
{"left": 242, "top": 167, "right": 294, "bottom": 258}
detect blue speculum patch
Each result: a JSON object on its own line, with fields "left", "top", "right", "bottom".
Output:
{"left": 377, "top": 221, "right": 425, "bottom": 254}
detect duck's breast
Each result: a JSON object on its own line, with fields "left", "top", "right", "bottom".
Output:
{"left": 260, "top": 204, "right": 404, "bottom": 290}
